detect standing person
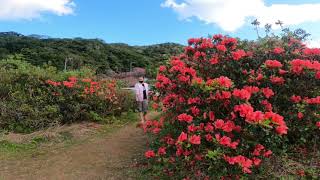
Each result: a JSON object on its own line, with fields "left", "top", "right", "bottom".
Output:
{"left": 134, "top": 76, "right": 149, "bottom": 125}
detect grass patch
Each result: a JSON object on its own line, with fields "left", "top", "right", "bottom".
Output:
{"left": 0, "top": 136, "right": 48, "bottom": 157}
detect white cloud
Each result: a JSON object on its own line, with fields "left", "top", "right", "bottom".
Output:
{"left": 162, "top": 0, "right": 320, "bottom": 32}
{"left": 306, "top": 39, "right": 320, "bottom": 48}
{"left": 0, "top": 0, "right": 75, "bottom": 20}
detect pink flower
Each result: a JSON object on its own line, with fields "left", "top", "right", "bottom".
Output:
{"left": 215, "top": 76, "right": 233, "bottom": 88}
{"left": 145, "top": 150, "right": 155, "bottom": 158}
{"left": 290, "top": 95, "right": 302, "bottom": 103}
{"left": 233, "top": 89, "right": 251, "bottom": 100}
{"left": 205, "top": 134, "right": 213, "bottom": 141}
{"left": 232, "top": 49, "right": 246, "bottom": 60}
{"left": 261, "top": 88, "right": 274, "bottom": 98}
{"left": 316, "top": 122, "right": 320, "bottom": 128}
{"left": 214, "top": 119, "right": 225, "bottom": 129}
{"left": 265, "top": 60, "right": 283, "bottom": 68}
{"left": 177, "top": 113, "right": 193, "bottom": 123}
{"left": 189, "top": 135, "right": 201, "bottom": 145}
{"left": 158, "top": 147, "right": 166, "bottom": 156}
{"left": 216, "top": 44, "right": 227, "bottom": 52}
{"left": 209, "top": 111, "right": 215, "bottom": 121}
{"left": 270, "top": 76, "right": 285, "bottom": 85}
{"left": 177, "top": 132, "right": 188, "bottom": 143}
{"left": 273, "top": 47, "right": 285, "bottom": 54}
{"left": 297, "top": 112, "right": 304, "bottom": 119}
{"left": 159, "top": 65, "right": 167, "bottom": 72}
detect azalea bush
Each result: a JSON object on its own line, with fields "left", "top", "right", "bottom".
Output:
{"left": 46, "top": 77, "right": 134, "bottom": 123}
{"left": 144, "top": 34, "right": 320, "bottom": 179}
{"left": 0, "top": 56, "right": 134, "bottom": 133}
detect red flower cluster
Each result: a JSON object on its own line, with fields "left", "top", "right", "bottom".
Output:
{"left": 265, "top": 60, "right": 283, "bottom": 68}
{"left": 145, "top": 34, "right": 319, "bottom": 179}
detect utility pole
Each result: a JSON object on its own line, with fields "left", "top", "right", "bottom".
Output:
{"left": 130, "top": 61, "right": 134, "bottom": 72}
{"left": 64, "top": 57, "right": 72, "bottom": 71}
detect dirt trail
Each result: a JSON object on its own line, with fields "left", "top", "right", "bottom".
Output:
{"left": 0, "top": 120, "right": 149, "bottom": 180}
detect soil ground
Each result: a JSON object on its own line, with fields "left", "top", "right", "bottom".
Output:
{"left": 0, "top": 113, "right": 154, "bottom": 180}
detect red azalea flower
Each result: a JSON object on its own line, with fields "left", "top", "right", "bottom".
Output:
{"left": 252, "top": 157, "right": 262, "bottom": 166}
{"left": 188, "top": 124, "right": 197, "bottom": 133}
{"left": 177, "top": 132, "right": 188, "bottom": 143}
{"left": 297, "top": 112, "right": 304, "bottom": 119}
{"left": 232, "top": 49, "right": 246, "bottom": 60}
{"left": 158, "top": 147, "right": 166, "bottom": 156}
{"left": 145, "top": 150, "right": 155, "bottom": 158}
{"left": 216, "top": 44, "right": 227, "bottom": 52}
{"left": 177, "top": 113, "right": 193, "bottom": 123}
{"left": 214, "top": 119, "right": 225, "bottom": 129}
{"left": 209, "top": 111, "right": 215, "bottom": 121}
{"left": 210, "top": 56, "right": 219, "bottom": 64}
{"left": 213, "top": 76, "right": 233, "bottom": 88}
{"left": 261, "top": 88, "right": 274, "bottom": 98}
{"left": 205, "top": 134, "right": 213, "bottom": 141}
{"left": 316, "top": 122, "right": 320, "bottom": 128}
{"left": 270, "top": 76, "right": 285, "bottom": 85}
{"left": 265, "top": 60, "right": 283, "bottom": 68}
{"left": 233, "top": 89, "right": 251, "bottom": 100}
{"left": 159, "top": 65, "right": 167, "bottom": 72}
{"left": 189, "top": 135, "right": 201, "bottom": 145}
{"left": 290, "top": 95, "right": 302, "bottom": 103}
{"left": 273, "top": 47, "right": 285, "bottom": 54}
{"left": 316, "top": 71, "right": 320, "bottom": 79}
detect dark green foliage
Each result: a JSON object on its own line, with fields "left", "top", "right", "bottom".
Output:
{"left": 0, "top": 32, "right": 184, "bottom": 77}
{"left": 0, "top": 56, "right": 133, "bottom": 133}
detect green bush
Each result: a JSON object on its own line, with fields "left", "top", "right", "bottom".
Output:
{"left": 0, "top": 55, "right": 134, "bottom": 133}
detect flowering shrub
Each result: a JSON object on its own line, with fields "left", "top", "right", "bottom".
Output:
{"left": 0, "top": 57, "right": 134, "bottom": 132}
{"left": 144, "top": 34, "right": 319, "bottom": 178}
{"left": 46, "top": 77, "right": 134, "bottom": 123}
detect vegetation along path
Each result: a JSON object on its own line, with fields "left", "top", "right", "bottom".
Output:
{"left": 0, "top": 113, "right": 155, "bottom": 180}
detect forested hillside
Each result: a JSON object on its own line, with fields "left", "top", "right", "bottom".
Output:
{"left": 0, "top": 32, "right": 184, "bottom": 76}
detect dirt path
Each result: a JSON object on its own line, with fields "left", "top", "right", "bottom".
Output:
{"left": 0, "top": 120, "right": 149, "bottom": 180}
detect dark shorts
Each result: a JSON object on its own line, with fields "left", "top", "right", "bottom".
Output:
{"left": 137, "top": 100, "right": 148, "bottom": 113}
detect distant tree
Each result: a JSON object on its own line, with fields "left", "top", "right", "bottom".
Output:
{"left": 251, "top": 19, "right": 261, "bottom": 38}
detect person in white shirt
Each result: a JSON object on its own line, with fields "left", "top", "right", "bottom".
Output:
{"left": 134, "top": 76, "right": 149, "bottom": 124}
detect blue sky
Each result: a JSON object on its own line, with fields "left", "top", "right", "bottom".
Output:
{"left": 1, "top": 0, "right": 320, "bottom": 46}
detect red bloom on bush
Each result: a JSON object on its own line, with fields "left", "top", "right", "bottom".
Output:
{"left": 252, "top": 157, "right": 262, "bottom": 166}
{"left": 63, "top": 81, "right": 75, "bottom": 88}
{"left": 273, "top": 47, "right": 285, "bottom": 54}
{"left": 215, "top": 76, "right": 233, "bottom": 88}
{"left": 177, "top": 113, "right": 193, "bottom": 123}
{"left": 177, "top": 132, "right": 188, "bottom": 143}
{"left": 216, "top": 44, "right": 227, "bottom": 52}
{"left": 158, "top": 147, "right": 166, "bottom": 156}
{"left": 209, "top": 111, "right": 215, "bottom": 121}
{"left": 210, "top": 56, "right": 219, "bottom": 65}
{"left": 316, "top": 71, "right": 320, "bottom": 79}
{"left": 261, "top": 88, "right": 274, "bottom": 98}
{"left": 145, "top": 150, "right": 156, "bottom": 158}
{"left": 290, "top": 95, "right": 302, "bottom": 103}
{"left": 316, "top": 122, "right": 320, "bottom": 128}
{"left": 270, "top": 76, "right": 285, "bottom": 85}
{"left": 215, "top": 119, "right": 225, "bottom": 129}
{"left": 265, "top": 60, "right": 283, "bottom": 68}
{"left": 190, "top": 106, "right": 200, "bottom": 116}
{"left": 297, "top": 112, "right": 304, "bottom": 119}
{"left": 159, "top": 65, "right": 167, "bottom": 72}
{"left": 232, "top": 49, "right": 246, "bottom": 61}
{"left": 189, "top": 135, "right": 201, "bottom": 145}
{"left": 233, "top": 89, "right": 251, "bottom": 100}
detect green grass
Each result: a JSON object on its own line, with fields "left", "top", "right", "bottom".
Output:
{"left": 0, "top": 136, "right": 48, "bottom": 157}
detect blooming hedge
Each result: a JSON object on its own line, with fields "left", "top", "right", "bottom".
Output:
{"left": 46, "top": 76, "right": 134, "bottom": 123}
{"left": 144, "top": 34, "right": 320, "bottom": 179}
